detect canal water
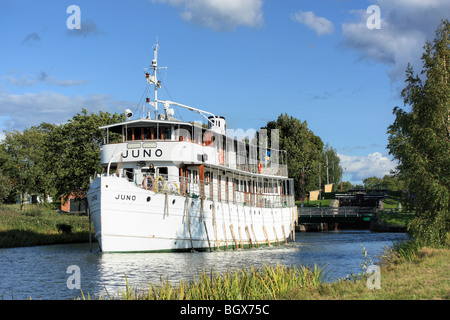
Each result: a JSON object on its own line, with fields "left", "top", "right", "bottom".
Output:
{"left": 0, "top": 230, "right": 408, "bottom": 300}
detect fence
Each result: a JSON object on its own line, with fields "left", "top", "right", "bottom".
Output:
{"left": 136, "top": 173, "right": 295, "bottom": 209}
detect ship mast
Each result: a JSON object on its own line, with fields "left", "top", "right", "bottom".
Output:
{"left": 144, "top": 41, "right": 162, "bottom": 119}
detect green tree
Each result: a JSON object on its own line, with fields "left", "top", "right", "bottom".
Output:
{"left": 0, "top": 171, "right": 13, "bottom": 203}
{"left": 341, "top": 181, "right": 353, "bottom": 192}
{"left": 0, "top": 127, "right": 51, "bottom": 208}
{"left": 363, "top": 176, "right": 383, "bottom": 190}
{"left": 44, "top": 109, "right": 125, "bottom": 201}
{"left": 263, "top": 113, "right": 340, "bottom": 199}
{"left": 387, "top": 20, "right": 450, "bottom": 246}
{"left": 322, "top": 144, "right": 343, "bottom": 191}
{"left": 380, "top": 174, "right": 405, "bottom": 192}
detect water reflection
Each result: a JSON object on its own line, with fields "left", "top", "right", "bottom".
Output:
{"left": 0, "top": 230, "right": 408, "bottom": 300}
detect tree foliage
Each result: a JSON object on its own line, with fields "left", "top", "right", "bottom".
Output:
{"left": 43, "top": 109, "right": 125, "bottom": 201}
{"left": 387, "top": 20, "right": 450, "bottom": 246}
{"left": 0, "top": 127, "right": 52, "bottom": 208}
{"left": 263, "top": 113, "right": 342, "bottom": 199}
{"left": 322, "top": 144, "right": 343, "bottom": 191}
{"left": 0, "top": 109, "right": 124, "bottom": 205}
{"left": 363, "top": 174, "right": 405, "bottom": 191}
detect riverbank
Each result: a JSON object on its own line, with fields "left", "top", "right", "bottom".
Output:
{"left": 0, "top": 204, "right": 93, "bottom": 248}
{"left": 284, "top": 245, "right": 449, "bottom": 299}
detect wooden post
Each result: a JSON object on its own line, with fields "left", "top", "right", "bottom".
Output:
{"left": 223, "top": 223, "right": 229, "bottom": 250}
{"left": 185, "top": 196, "right": 194, "bottom": 252}
{"left": 238, "top": 226, "right": 244, "bottom": 249}
{"left": 251, "top": 224, "right": 260, "bottom": 247}
{"left": 273, "top": 226, "right": 280, "bottom": 246}
{"left": 245, "top": 226, "right": 254, "bottom": 248}
{"left": 203, "top": 221, "right": 212, "bottom": 252}
{"left": 263, "top": 225, "right": 271, "bottom": 247}
{"left": 282, "top": 225, "right": 287, "bottom": 244}
{"left": 230, "top": 224, "right": 238, "bottom": 250}
{"left": 212, "top": 201, "right": 220, "bottom": 251}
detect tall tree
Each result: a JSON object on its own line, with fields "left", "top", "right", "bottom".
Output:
{"left": 263, "top": 113, "right": 338, "bottom": 199}
{"left": 44, "top": 109, "right": 125, "bottom": 201}
{"left": 387, "top": 20, "right": 450, "bottom": 246}
{"left": 0, "top": 127, "right": 50, "bottom": 208}
{"left": 322, "top": 144, "right": 343, "bottom": 191}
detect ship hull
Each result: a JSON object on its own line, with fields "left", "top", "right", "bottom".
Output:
{"left": 87, "top": 175, "right": 297, "bottom": 253}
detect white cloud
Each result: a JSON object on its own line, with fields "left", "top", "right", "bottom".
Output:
{"left": 338, "top": 152, "right": 397, "bottom": 182}
{"left": 292, "top": 11, "right": 334, "bottom": 35}
{"left": 0, "top": 91, "right": 128, "bottom": 131}
{"left": 341, "top": 0, "right": 450, "bottom": 81}
{"left": 6, "top": 71, "right": 88, "bottom": 88}
{"left": 151, "top": 0, "right": 264, "bottom": 31}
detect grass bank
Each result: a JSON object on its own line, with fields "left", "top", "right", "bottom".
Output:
{"left": 0, "top": 204, "right": 93, "bottom": 248}
{"left": 377, "top": 210, "right": 415, "bottom": 227}
{"left": 89, "top": 242, "right": 449, "bottom": 300}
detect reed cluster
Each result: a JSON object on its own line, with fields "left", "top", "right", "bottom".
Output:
{"left": 99, "top": 263, "right": 326, "bottom": 300}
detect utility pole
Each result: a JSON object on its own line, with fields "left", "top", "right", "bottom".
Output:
{"left": 319, "top": 163, "right": 321, "bottom": 200}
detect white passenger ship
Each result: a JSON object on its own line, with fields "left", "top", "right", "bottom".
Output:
{"left": 87, "top": 43, "right": 297, "bottom": 252}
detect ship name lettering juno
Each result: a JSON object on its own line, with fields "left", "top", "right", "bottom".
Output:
{"left": 122, "top": 149, "right": 163, "bottom": 159}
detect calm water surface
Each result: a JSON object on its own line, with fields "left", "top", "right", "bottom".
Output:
{"left": 0, "top": 230, "right": 408, "bottom": 300}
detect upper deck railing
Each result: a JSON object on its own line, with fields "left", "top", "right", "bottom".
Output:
{"left": 108, "top": 171, "right": 295, "bottom": 208}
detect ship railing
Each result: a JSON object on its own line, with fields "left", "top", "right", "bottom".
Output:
{"left": 139, "top": 174, "right": 294, "bottom": 208}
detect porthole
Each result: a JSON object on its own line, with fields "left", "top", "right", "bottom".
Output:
{"left": 146, "top": 196, "right": 151, "bottom": 202}
{"left": 172, "top": 199, "right": 176, "bottom": 205}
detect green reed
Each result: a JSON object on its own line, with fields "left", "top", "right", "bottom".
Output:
{"left": 98, "top": 263, "right": 326, "bottom": 300}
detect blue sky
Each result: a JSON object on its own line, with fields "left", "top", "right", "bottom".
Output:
{"left": 1, "top": 0, "right": 449, "bottom": 184}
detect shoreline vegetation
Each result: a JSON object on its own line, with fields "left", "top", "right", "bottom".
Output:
{"left": 0, "top": 203, "right": 94, "bottom": 249}
{"left": 86, "top": 245, "right": 450, "bottom": 300}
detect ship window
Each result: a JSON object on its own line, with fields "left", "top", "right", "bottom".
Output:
{"left": 123, "top": 168, "right": 134, "bottom": 181}
{"left": 143, "top": 127, "right": 152, "bottom": 140}
{"left": 157, "top": 167, "right": 168, "bottom": 177}
{"left": 160, "top": 126, "right": 171, "bottom": 140}
{"left": 126, "top": 128, "right": 133, "bottom": 141}
{"left": 136, "top": 128, "right": 143, "bottom": 140}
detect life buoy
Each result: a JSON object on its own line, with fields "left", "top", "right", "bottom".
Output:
{"left": 166, "top": 181, "right": 181, "bottom": 194}
{"left": 258, "top": 162, "right": 263, "bottom": 173}
{"left": 155, "top": 175, "right": 165, "bottom": 192}
{"left": 142, "top": 175, "right": 155, "bottom": 190}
